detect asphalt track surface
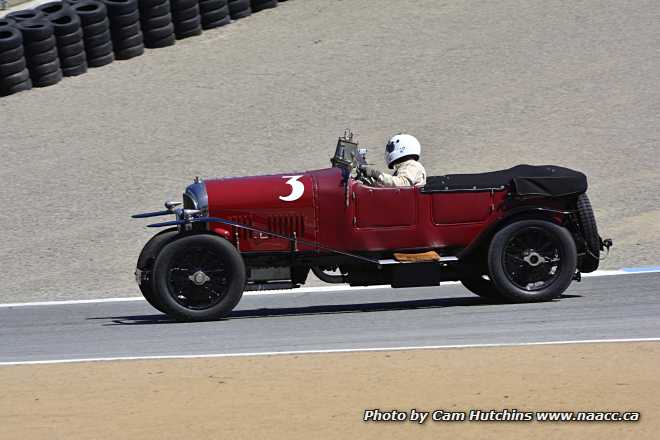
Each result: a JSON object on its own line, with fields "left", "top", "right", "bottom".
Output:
{"left": 1, "top": 272, "right": 658, "bottom": 364}
{"left": 0, "top": 0, "right": 659, "bottom": 303}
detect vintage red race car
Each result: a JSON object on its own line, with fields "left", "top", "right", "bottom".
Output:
{"left": 133, "top": 132, "right": 611, "bottom": 321}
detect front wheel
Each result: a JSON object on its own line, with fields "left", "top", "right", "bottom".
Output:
{"left": 153, "top": 234, "right": 246, "bottom": 321}
{"left": 488, "top": 219, "right": 577, "bottom": 302}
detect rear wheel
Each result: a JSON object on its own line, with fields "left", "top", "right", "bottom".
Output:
{"left": 488, "top": 219, "right": 577, "bottom": 302}
{"left": 153, "top": 234, "right": 246, "bottom": 321}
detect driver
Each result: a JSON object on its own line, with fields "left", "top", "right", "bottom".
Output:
{"left": 360, "top": 134, "right": 427, "bottom": 187}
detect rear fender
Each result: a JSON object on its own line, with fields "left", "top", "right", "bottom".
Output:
{"left": 458, "top": 206, "right": 574, "bottom": 262}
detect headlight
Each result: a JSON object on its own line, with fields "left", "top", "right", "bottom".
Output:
{"left": 183, "top": 178, "right": 208, "bottom": 215}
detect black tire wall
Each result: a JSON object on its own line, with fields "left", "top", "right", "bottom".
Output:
{"left": 0, "top": 25, "right": 32, "bottom": 96}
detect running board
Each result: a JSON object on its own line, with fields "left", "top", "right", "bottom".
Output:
{"left": 378, "top": 256, "right": 459, "bottom": 265}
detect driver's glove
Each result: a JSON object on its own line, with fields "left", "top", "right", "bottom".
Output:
{"left": 360, "top": 165, "right": 382, "bottom": 180}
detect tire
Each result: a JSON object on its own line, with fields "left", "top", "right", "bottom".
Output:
{"left": 110, "top": 20, "right": 141, "bottom": 39}
{"left": 172, "top": 5, "right": 200, "bottom": 21}
{"left": 49, "top": 13, "right": 81, "bottom": 36}
{"left": 0, "top": 56, "right": 26, "bottom": 77}
{"left": 201, "top": 15, "right": 230, "bottom": 29}
{"left": 228, "top": 0, "right": 250, "bottom": 17}
{"left": 36, "top": 1, "right": 73, "bottom": 17}
{"left": 488, "top": 219, "right": 577, "bottom": 302}
{"left": 115, "top": 43, "right": 144, "bottom": 59}
{"left": 1, "top": 69, "right": 30, "bottom": 90}
{"left": 141, "top": 12, "right": 172, "bottom": 28}
{"left": 139, "top": 0, "right": 169, "bottom": 8}
{"left": 84, "top": 30, "right": 111, "bottom": 47}
{"left": 145, "top": 32, "right": 175, "bottom": 47}
{"left": 143, "top": 22, "right": 174, "bottom": 40}
{"left": 174, "top": 15, "right": 201, "bottom": 36}
{"left": 58, "top": 39, "right": 85, "bottom": 57}
{"left": 56, "top": 27, "right": 84, "bottom": 45}
{"left": 0, "top": 18, "right": 16, "bottom": 28}
{"left": 140, "top": 3, "right": 171, "bottom": 19}
{"left": 28, "top": 57, "right": 60, "bottom": 76}
{"left": 171, "top": 0, "right": 199, "bottom": 11}
{"left": 153, "top": 234, "right": 246, "bottom": 321}
{"left": 6, "top": 10, "right": 46, "bottom": 23}
{"left": 0, "top": 45, "right": 25, "bottom": 64}
{"left": 0, "top": 77, "right": 32, "bottom": 96}
{"left": 104, "top": 0, "right": 139, "bottom": 16}
{"left": 113, "top": 31, "right": 143, "bottom": 49}
{"left": 0, "top": 26, "right": 23, "bottom": 51}
{"left": 460, "top": 275, "right": 503, "bottom": 301}
{"left": 109, "top": 9, "right": 140, "bottom": 26}
{"left": 136, "top": 228, "right": 180, "bottom": 313}
{"left": 25, "top": 47, "right": 58, "bottom": 65}
{"left": 250, "top": 0, "right": 277, "bottom": 12}
{"left": 87, "top": 51, "right": 114, "bottom": 66}
{"left": 24, "top": 36, "right": 57, "bottom": 55}
{"left": 576, "top": 193, "right": 600, "bottom": 273}
{"left": 82, "top": 18, "right": 110, "bottom": 36}
{"left": 199, "top": 0, "right": 227, "bottom": 11}
{"left": 72, "top": 2, "right": 108, "bottom": 26}
{"left": 86, "top": 39, "right": 113, "bottom": 57}
{"left": 16, "top": 20, "right": 55, "bottom": 43}
{"left": 32, "top": 68, "right": 63, "bottom": 87}
{"left": 60, "top": 50, "right": 87, "bottom": 67}
{"left": 62, "top": 62, "right": 88, "bottom": 76}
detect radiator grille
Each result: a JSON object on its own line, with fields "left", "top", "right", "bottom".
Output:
{"left": 230, "top": 215, "right": 253, "bottom": 240}
{"left": 267, "top": 215, "right": 305, "bottom": 238}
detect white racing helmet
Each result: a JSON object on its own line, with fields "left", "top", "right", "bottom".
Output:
{"left": 384, "top": 134, "right": 421, "bottom": 168}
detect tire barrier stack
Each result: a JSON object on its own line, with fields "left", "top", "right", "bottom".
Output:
{"left": 139, "top": 0, "right": 175, "bottom": 48}
{"left": 0, "top": 23, "right": 32, "bottom": 96}
{"left": 227, "top": 0, "right": 250, "bottom": 19}
{"left": 1, "top": 0, "right": 293, "bottom": 97}
{"left": 36, "top": 2, "right": 88, "bottom": 77}
{"left": 103, "top": 0, "right": 145, "bottom": 59}
{"left": 68, "top": 0, "right": 115, "bottom": 67}
{"left": 170, "top": 0, "right": 202, "bottom": 39}
{"left": 250, "top": 0, "right": 276, "bottom": 13}
{"left": 15, "top": 19, "right": 63, "bottom": 87}
{"left": 199, "top": 0, "right": 229, "bottom": 30}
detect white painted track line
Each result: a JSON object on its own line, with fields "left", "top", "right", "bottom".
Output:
{"left": 1, "top": 337, "right": 659, "bottom": 367}
{"left": 0, "top": 268, "right": 658, "bottom": 308}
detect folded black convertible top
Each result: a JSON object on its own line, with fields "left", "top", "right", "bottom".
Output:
{"left": 422, "top": 164, "right": 588, "bottom": 197}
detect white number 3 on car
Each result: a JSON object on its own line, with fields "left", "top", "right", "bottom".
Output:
{"left": 279, "top": 175, "right": 305, "bottom": 202}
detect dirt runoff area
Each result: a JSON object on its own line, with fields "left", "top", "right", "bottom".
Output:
{"left": 0, "top": 341, "right": 657, "bottom": 439}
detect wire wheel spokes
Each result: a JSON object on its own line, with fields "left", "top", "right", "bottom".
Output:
{"left": 167, "top": 247, "right": 231, "bottom": 310}
{"left": 502, "top": 226, "right": 562, "bottom": 291}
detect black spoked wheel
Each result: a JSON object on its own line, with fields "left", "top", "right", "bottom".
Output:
{"left": 153, "top": 234, "right": 246, "bottom": 321}
{"left": 488, "top": 219, "right": 577, "bottom": 302}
